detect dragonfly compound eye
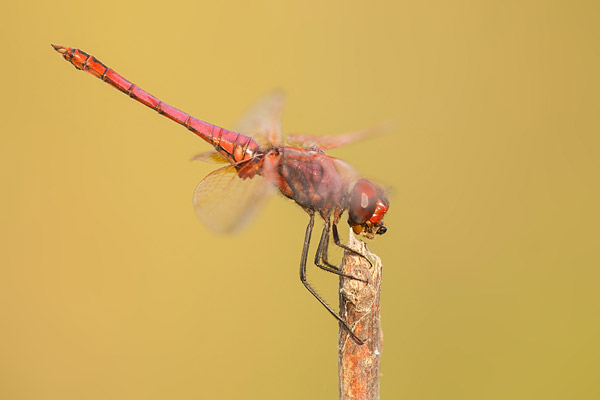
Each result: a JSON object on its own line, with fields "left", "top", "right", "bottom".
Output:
{"left": 348, "top": 179, "right": 378, "bottom": 225}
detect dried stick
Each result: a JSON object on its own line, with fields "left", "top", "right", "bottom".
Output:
{"left": 338, "top": 229, "right": 383, "bottom": 400}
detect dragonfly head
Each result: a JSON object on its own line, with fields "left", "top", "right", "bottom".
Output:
{"left": 347, "top": 179, "right": 389, "bottom": 239}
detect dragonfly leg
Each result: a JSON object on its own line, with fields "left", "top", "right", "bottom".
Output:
{"left": 318, "top": 221, "right": 339, "bottom": 270}
{"left": 314, "top": 219, "right": 367, "bottom": 283}
{"left": 332, "top": 223, "right": 373, "bottom": 267}
{"left": 300, "top": 213, "right": 364, "bottom": 345}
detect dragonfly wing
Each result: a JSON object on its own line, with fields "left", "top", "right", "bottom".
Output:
{"left": 236, "top": 90, "right": 285, "bottom": 146}
{"left": 286, "top": 122, "right": 392, "bottom": 150}
{"left": 331, "top": 156, "right": 361, "bottom": 186}
{"left": 193, "top": 163, "right": 273, "bottom": 234}
{"left": 190, "top": 150, "right": 229, "bottom": 163}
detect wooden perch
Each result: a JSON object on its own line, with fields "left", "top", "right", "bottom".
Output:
{"left": 338, "top": 229, "right": 383, "bottom": 400}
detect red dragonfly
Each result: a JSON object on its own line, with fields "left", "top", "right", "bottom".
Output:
{"left": 52, "top": 44, "right": 389, "bottom": 344}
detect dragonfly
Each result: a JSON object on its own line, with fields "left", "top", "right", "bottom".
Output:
{"left": 52, "top": 44, "right": 389, "bottom": 344}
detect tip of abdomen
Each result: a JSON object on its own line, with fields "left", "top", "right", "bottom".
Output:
{"left": 51, "top": 44, "right": 69, "bottom": 54}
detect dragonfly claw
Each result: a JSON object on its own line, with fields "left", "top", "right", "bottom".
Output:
{"left": 347, "top": 331, "right": 365, "bottom": 346}
{"left": 343, "top": 270, "right": 369, "bottom": 284}
{"left": 346, "top": 247, "right": 374, "bottom": 268}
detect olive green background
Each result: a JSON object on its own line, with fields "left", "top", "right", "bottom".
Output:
{"left": 1, "top": 1, "right": 599, "bottom": 399}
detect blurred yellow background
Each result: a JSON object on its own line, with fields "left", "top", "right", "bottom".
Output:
{"left": 1, "top": 1, "right": 599, "bottom": 399}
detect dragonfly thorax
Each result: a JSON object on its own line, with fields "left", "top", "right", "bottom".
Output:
{"left": 261, "top": 147, "right": 347, "bottom": 214}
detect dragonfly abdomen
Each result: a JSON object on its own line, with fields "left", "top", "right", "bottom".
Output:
{"left": 211, "top": 128, "right": 261, "bottom": 164}
{"left": 52, "top": 45, "right": 261, "bottom": 164}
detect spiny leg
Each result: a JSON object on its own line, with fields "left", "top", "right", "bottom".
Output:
{"left": 314, "top": 219, "right": 367, "bottom": 283}
{"left": 332, "top": 223, "right": 373, "bottom": 267}
{"left": 319, "top": 218, "right": 340, "bottom": 270}
{"left": 300, "top": 212, "right": 364, "bottom": 345}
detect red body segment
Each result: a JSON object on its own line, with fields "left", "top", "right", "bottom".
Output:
{"left": 52, "top": 45, "right": 260, "bottom": 165}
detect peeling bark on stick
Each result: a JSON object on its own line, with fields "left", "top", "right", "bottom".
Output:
{"left": 338, "top": 229, "right": 383, "bottom": 400}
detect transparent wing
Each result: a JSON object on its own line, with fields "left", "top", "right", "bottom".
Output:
{"left": 193, "top": 163, "right": 273, "bottom": 234}
{"left": 331, "top": 156, "right": 361, "bottom": 186}
{"left": 236, "top": 90, "right": 285, "bottom": 146}
{"left": 286, "top": 122, "right": 393, "bottom": 150}
{"left": 190, "top": 150, "right": 229, "bottom": 163}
